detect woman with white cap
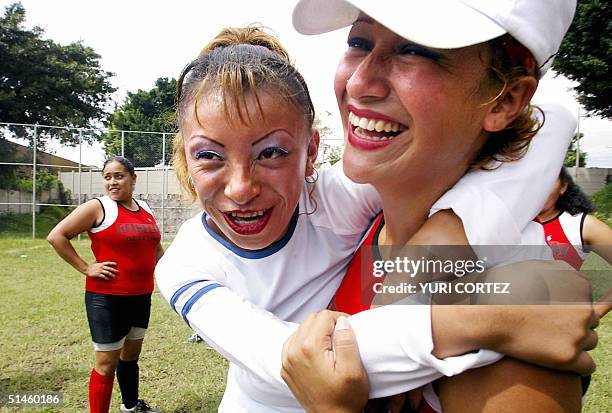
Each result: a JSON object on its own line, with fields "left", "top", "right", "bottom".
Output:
{"left": 283, "top": 0, "right": 597, "bottom": 412}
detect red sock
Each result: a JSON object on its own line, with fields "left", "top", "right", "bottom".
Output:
{"left": 89, "top": 368, "right": 114, "bottom": 413}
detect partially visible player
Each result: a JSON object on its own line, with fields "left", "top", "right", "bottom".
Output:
{"left": 538, "top": 167, "right": 612, "bottom": 269}
{"left": 47, "top": 156, "right": 164, "bottom": 413}
{"left": 538, "top": 167, "right": 612, "bottom": 320}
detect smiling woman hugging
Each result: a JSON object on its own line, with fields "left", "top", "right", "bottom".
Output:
{"left": 155, "top": 24, "right": 598, "bottom": 413}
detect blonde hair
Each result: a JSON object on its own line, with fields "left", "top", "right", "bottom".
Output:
{"left": 173, "top": 26, "right": 315, "bottom": 201}
{"left": 472, "top": 35, "right": 542, "bottom": 170}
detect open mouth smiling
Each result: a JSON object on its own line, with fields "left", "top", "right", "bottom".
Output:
{"left": 347, "top": 106, "right": 408, "bottom": 150}
{"left": 349, "top": 112, "right": 406, "bottom": 140}
{"left": 222, "top": 208, "right": 273, "bottom": 235}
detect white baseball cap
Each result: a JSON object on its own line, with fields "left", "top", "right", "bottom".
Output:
{"left": 292, "top": 0, "right": 576, "bottom": 76}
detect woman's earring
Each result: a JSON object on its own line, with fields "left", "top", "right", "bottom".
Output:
{"left": 187, "top": 175, "right": 195, "bottom": 188}
{"left": 305, "top": 169, "right": 318, "bottom": 184}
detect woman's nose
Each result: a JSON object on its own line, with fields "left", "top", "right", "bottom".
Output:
{"left": 224, "top": 165, "right": 260, "bottom": 205}
{"left": 346, "top": 53, "right": 390, "bottom": 102}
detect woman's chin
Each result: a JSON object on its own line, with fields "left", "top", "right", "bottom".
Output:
{"left": 230, "top": 235, "right": 272, "bottom": 251}
{"left": 342, "top": 157, "right": 374, "bottom": 185}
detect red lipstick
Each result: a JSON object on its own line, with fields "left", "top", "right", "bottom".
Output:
{"left": 222, "top": 209, "right": 272, "bottom": 235}
{"left": 346, "top": 106, "right": 404, "bottom": 151}
{"left": 348, "top": 105, "right": 401, "bottom": 124}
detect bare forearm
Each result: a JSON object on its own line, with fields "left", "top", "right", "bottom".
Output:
{"left": 439, "top": 358, "right": 582, "bottom": 413}
{"left": 431, "top": 305, "right": 500, "bottom": 359}
{"left": 48, "top": 235, "right": 88, "bottom": 275}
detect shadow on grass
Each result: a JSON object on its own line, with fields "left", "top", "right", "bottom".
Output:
{"left": 0, "top": 367, "right": 87, "bottom": 392}
{"left": 171, "top": 392, "right": 219, "bottom": 413}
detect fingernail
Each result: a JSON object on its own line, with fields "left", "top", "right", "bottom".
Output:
{"left": 335, "top": 316, "right": 350, "bottom": 331}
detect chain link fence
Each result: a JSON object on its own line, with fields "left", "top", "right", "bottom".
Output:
{"left": 0, "top": 122, "right": 345, "bottom": 239}
{"left": 0, "top": 122, "right": 195, "bottom": 239}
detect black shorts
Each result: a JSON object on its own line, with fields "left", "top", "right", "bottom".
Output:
{"left": 85, "top": 291, "right": 151, "bottom": 344}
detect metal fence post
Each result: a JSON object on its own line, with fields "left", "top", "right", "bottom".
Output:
{"left": 32, "top": 125, "right": 37, "bottom": 239}
{"left": 161, "top": 133, "right": 166, "bottom": 241}
{"left": 78, "top": 130, "right": 82, "bottom": 241}
{"left": 78, "top": 130, "right": 83, "bottom": 204}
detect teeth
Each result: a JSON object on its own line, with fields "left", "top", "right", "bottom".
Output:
{"left": 354, "top": 130, "right": 391, "bottom": 140}
{"left": 349, "top": 112, "right": 404, "bottom": 134}
{"left": 230, "top": 210, "right": 266, "bottom": 218}
{"left": 385, "top": 122, "right": 398, "bottom": 133}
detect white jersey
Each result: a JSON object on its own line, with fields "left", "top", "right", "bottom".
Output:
{"left": 156, "top": 102, "right": 575, "bottom": 413}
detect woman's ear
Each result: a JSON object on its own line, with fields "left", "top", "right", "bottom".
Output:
{"left": 305, "top": 129, "right": 320, "bottom": 178}
{"left": 483, "top": 76, "right": 538, "bottom": 132}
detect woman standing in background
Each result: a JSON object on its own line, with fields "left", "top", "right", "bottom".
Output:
{"left": 47, "top": 156, "right": 163, "bottom": 413}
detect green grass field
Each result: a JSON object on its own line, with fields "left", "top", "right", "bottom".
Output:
{"left": 0, "top": 238, "right": 610, "bottom": 412}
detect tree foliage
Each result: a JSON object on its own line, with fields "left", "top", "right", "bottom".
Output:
{"left": 564, "top": 133, "right": 588, "bottom": 168}
{"left": 0, "top": 2, "right": 115, "bottom": 145}
{"left": 313, "top": 111, "right": 344, "bottom": 166}
{"left": 553, "top": 0, "right": 612, "bottom": 118}
{"left": 103, "top": 78, "right": 176, "bottom": 167}
{"left": 592, "top": 182, "right": 612, "bottom": 225}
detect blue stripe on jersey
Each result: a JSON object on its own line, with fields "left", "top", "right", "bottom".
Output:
{"left": 201, "top": 206, "right": 299, "bottom": 259}
{"left": 170, "top": 280, "right": 208, "bottom": 312}
{"left": 181, "top": 283, "right": 223, "bottom": 326}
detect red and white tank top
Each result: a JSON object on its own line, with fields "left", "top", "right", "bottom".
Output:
{"left": 331, "top": 213, "right": 440, "bottom": 413}
{"left": 329, "top": 212, "right": 384, "bottom": 314}
{"left": 87, "top": 196, "right": 161, "bottom": 295}
{"left": 539, "top": 211, "right": 588, "bottom": 270}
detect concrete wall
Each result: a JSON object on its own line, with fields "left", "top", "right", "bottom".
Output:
{"left": 571, "top": 167, "right": 611, "bottom": 196}
{"left": 58, "top": 168, "right": 182, "bottom": 200}
{"left": 0, "top": 188, "right": 59, "bottom": 214}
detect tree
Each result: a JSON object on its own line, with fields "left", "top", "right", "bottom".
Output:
{"left": 103, "top": 78, "right": 176, "bottom": 167}
{"left": 553, "top": 0, "right": 612, "bottom": 118}
{"left": 564, "top": 132, "right": 588, "bottom": 168}
{"left": 0, "top": 3, "right": 116, "bottom": 145}
{"left": 313, "top": 111, "right": 344, "bottom": 166}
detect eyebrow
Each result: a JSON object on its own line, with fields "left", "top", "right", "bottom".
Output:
{"left": 189, "top": 134, "right": 225, "bottom": 147}
{"left": 190, "top": 129, "right": 289, "bottom": 148}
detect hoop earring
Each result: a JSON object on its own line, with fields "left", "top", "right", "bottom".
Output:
{"left": 187, "top": 175, "right": 195, "bottom": 188}
{"left": 305, "top": 169, "right": 318, "bottom": 184}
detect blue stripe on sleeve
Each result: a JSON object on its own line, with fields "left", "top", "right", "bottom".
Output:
{"left": 170, "top": 280, "right": 208, "bottom": 312}
{"left": 181, "top": 283, "right": 223, "bottom": 326}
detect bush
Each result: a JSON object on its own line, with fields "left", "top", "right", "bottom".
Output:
{"left": 0, "top": 206, "right": 71, "bottom": 238}
{"left": 591, "top": 183, "right": 612, "bottom": 225}
{"left": 16, "top": 170, "right": 60, "bottom": 193}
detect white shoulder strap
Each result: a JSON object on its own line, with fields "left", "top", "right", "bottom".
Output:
{"left": 135, "top": 199, "right": 155, "bottom": 218}
{"left": 90, "top": 196, "right": 118, "bottom": 233}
